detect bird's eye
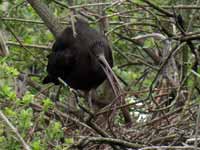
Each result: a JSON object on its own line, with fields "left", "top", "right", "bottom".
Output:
{"left": 47, "top": 54, "right": 50, "bottom": 59}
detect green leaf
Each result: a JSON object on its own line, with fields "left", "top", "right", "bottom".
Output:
{"left": 0, "top": 85, "right": 17, "bottom": 100}
{"left": 21, "top": 92, "right": 34, "bottom": 105}
{"left": 4, "top": 107, "right": 17, "bottom": 117}
{"left": 42, "top": 98, "right": 54, "bottom": 112}
{"left": 46, "top": 121, "right": 63, "bottom": 140}
{"left": 18, "top": 108, "right": 33, "bottom": 130}
{"left": 32, "top": 139, "right": 42, "bottom": 150}
{"left": 65, "top": 138, "right": 74, "bottom": 145}
{"left": 143, "top": 39, "right": 154, "bottom": 49}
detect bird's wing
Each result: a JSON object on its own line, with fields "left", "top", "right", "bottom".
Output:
{"left": 43, "top": 49, "right": 76, "bottom": 84}
{"left": 47, "top": 49, "right": 75, "bottom": 72}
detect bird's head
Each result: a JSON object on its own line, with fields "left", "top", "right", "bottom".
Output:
{"left": 90, "top": 41, "right": 105, "bottom": 60}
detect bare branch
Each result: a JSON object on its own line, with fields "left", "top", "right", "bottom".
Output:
{"left": 0, "top": 110, "right": 31, "bottom": 150}
{"left": 26, "top": 0, "right": 63, "bottom": 37}
{"left": 0, "top": 31, "right": 9, "bottom": 56}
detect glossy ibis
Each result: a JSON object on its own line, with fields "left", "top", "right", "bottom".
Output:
{"left": 43, "top": 18, "right": 131, "bottom": 124}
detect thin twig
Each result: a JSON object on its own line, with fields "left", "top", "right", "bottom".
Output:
{"left": 0, "top": 110, "right": 31, "bottom": 150}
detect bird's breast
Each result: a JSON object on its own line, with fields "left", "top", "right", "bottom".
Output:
{"left": 64, "top": 53, "right": 106, "bottom": 90}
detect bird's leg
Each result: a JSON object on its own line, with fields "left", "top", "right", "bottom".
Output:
{"left": 54, "top": 85, "right": 62, "bottom": 103}
{"left": 72, "top": 90, "right": 94, "bottom": 119}
{"left": 84, "top": 90, "right": 94, "bottom": 111}
{"left": 88, "top": 90, "right": 93, "bottom": 109}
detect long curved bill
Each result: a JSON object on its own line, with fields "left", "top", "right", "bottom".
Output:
{"left": 98, "top": 55, "right": 121, "bottom": 98}
{"left": 98, "top": 54, "right": 132, "bottom": 125}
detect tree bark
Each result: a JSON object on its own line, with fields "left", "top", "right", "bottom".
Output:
{"left": 26, "top": 0, "right": 63, "bottom": 38}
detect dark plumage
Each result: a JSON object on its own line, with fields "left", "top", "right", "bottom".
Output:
{"left": 43, "top": 18, "right": 131, "bottom": 124}
{"left": 43, "top": 19, "right": 113, "bottom": 91}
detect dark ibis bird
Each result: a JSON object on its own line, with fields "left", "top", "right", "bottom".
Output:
{"left": 43, "top": 18, "right": 131, "bottom": 124}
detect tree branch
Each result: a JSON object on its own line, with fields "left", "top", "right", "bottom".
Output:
{"left": 26, "top": 0, "right": 63, "bottom": 38}
{"left": 0, "top": 110, "right": 31, "bottom": 150}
